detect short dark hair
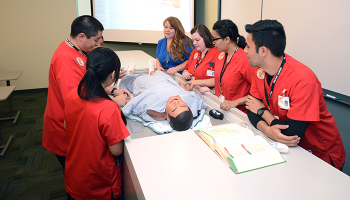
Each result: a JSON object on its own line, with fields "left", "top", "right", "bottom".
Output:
{"left": 213, "top": 19, "right": 246, "bottom": 49}
{"left": 245, "top": 20, "right": 286, "bottom": 57}
{"left": 168, "top": 110, "right": 193, "bottom": 131}
{"left": 70, "top": 15, "right": 104, "bottom": 39}
{"left": 191, "top": 24, "right": 215, "bottom": 48}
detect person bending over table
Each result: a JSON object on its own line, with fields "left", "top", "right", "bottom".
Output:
{"left": 244, "top": 19, "right": 345, "bottom": 170}
{"left": 156, "top": 16, "right": 194, "bottom": 75}
{"left": 186, "top": 19, "right": 255, "bottom": 113}
{"left": 182, "top": 24, "right": 219, "bottom": 81}
{"left": 119, "top": 70, "right": 206, "bottom": 131}
{"left": 64, "top": 47, "right": 129, "bottom": 200}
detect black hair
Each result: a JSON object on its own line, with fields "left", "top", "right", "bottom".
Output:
{"left": 168, "top": 110, "right": 193, "bottom": 131}
{"left": 213, "top": 19, "right": 246, "bottom": 49}
{"left": 245, "top": 20, "right": 286, "bottom": 57}
{"left": 78, "top": 47, "right": 126, "bottom": 124}
{"left": 190, "top": 24, "right": 215, "bottom": 48}
{"left": 70, "top": 15, "right": 104, "bottom": 39}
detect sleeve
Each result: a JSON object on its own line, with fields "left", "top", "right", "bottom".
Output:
{"left": 56, "top": 57, "right": 84, "bottom": 104}
{"left": 270, "top": 118, "right": 309, "bottom": 138}
{"left": 101, "top": 106, "right": 130, "bottom": 146}
{"left": 184, "top": 51, "right": 194, "bottom": 71}
{"left": 287, "top": 79, "right": 320, "bottom": 121}
{"left": 247, "top": 107, "right": 264, "bottom": 129}
{"left": 248, "top": 70, "right": 261, "bottom": 100}
{"left": 156, "top": 39, "right": 163, "bottom": 59}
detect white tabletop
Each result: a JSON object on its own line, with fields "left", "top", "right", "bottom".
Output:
{"left": 124, "top": 129, "right": 350, "bottom": 200}
{"left": 0, "top": 86, "right": 16, "bottom": 101}
{"left": 0, "top": 71, "right": 22, "bottom": 81}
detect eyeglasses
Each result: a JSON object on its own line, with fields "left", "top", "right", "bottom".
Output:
{"left": 212, "top": 37, "right": 222, "bottom": 41}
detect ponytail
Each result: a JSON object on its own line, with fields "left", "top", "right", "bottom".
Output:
{"left": 78, "top": 47, "right": 121, "bottom": 102}
{"left": 237, "top": 35, "right": 246, "bottom": 49}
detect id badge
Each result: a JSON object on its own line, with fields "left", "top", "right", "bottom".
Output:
{"left": 219, "top": 94, "right": 225, "bottom": 101}
{"left": 207, "top": 70, "right": 214, "bottom": 77}
{"left": 278, "top": 95, "right": 290, "bottom": 110}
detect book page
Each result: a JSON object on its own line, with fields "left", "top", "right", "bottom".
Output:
{"left": 200, "top": 124, "right": 254, "bottom": 145}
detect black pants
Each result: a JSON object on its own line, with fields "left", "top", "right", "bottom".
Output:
{"left": 67, "top": 190, "right": 124, "bottom": 200}
{"left": 55, "top": 154, "right": 66, "bottom": 172}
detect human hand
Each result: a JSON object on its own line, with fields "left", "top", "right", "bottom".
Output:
{"left": 179, "top": 81, "right": 188, "bottom": 91}
{"left": 112, "top": 94, "right": 127, "bottom": 107}
{"left": 185, "top": 80, "right": 199, "bottom": 91}
{"left": 246, "top": 95, "right": 266, "bottom": 114}
{"left": 156, "top": 66, "right": 165, "bottom": 72}
{"left": 119, "top": 68, "right": 126, "bottom": 79}
{"left": 199, "top": 86, "right": 210, "bottom": 94}
{"left": 182, "top": 71, "right": 192, "bottom": 80}
{"left": 267, "top": 124, "right": 300, "bottom": 147}
{"left": 166, "top": 67, "right": 178, "bottom": 75}
{"left": 220, "top": 100, "right": 237, "bottom": 111}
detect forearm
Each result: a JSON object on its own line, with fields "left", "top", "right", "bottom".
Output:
{"left": 156, "top": 58, "right": 163, "bottom": 69}
{"left": 200, "top": 78, "right": 215, "bottom": 87}
{"left": 175, "top": 60, "right": 188, "bottom": 71}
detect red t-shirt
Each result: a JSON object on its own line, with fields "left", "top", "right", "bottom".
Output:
{"left": 184, "top": 47, "right": 220, "bottom": 80}
{"left": 249, "top": 54, "right": 346, "bottom": 169}
{"left": 64, "top": 89, "right": 130, "bottom": 200}
{"left": 42, "top": 41, "right": 87, "bottom": 156}
{"left": 214, "top": 48, "right": 255, "bottom": 112}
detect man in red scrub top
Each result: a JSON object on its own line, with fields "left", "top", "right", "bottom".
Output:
{"left": 244, "top": 20, "right": 345, "bottom": 170}
{"left": 43, "top": 15, "right": 104, "bottom": 170}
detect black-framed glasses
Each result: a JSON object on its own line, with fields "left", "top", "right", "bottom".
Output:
{"left": 212, "top": 37, "right": 222, "bottom": 41}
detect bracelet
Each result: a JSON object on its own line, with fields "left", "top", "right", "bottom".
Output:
{"left": 111, "top": 88, "right": 117, "bottom": 96}
{"left": 202, "top": 80, "right": 205, "bottom": 86}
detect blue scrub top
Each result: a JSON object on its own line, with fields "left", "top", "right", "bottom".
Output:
{"left": 156, "top": 37, "right": 193, "bottom": 70}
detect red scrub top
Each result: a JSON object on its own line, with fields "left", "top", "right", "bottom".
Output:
{"left": 43, "top": 41, "right": 86, "bottom": 156}
{"left": 214, "top": 48, "right": 255, "bottom": 113}
{"left": 249, "top": 54, "right": 346, "bottom": 169}
{"left": 184, "top": 47, "right": 219, "bottom": 80}
{"left": 64, "top": 89, "right": 130, "bottom": 200}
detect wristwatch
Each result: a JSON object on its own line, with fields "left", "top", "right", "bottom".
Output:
{"left": 257, "top": 107, "right": 268, "bottom": 116}
{"left": 111, "top": 88, "right": 117, "bottom": 96}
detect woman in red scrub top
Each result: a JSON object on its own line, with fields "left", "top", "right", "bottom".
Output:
{"left": 182, "top": 24, "right": 219, "bottom": 81}
{"left": 64, "top": 47, "right": 130, "bottom": 200}
{"left": 186, "top": 20, "right": 255, "bottom": 113}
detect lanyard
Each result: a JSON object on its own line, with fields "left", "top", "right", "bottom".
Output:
{"left": 193, "top": 48, "right": 210, "bottom": 74}
{"left": 66, "top": 38, "right": 87, "bottom": 57}
{"left": 219, "top": 47, "right": 239, "bottom": 93}
{"left": 264, "top": 55, "right": 286, "bottom": 110}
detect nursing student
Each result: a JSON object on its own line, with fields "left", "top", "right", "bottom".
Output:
{"left": 156, "top": 16, "right": 194, "bottom": 74}
{"left": 244, "top": 20, "right": 345, "bottom": 170}
{"left": 64, "top": 48, "right": 130, "bottom": 199}
{"left": 186, "top": 19, "right": 255, "bottom": 112}
{"left": 182, "top": 24, "right": 219, "bottom": 81}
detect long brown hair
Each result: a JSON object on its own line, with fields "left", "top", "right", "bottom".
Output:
{"left": 190, "top": 24, "right": 215, "bottom": 48}
{"left": 164, "top": 16, "right": 194, "bottom": 62}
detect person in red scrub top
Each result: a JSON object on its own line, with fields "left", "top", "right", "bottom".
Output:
{"left": 64, "top": 48, "right": 130, "bottom": 199}
{"left": 182, "top": 24, "right": 219, "bottom": 81}
{"left": 244, "top": 19, "right": 345, "bottom": 170}
{"left": 186, "top": 19, "right": 255, "bottom": 113}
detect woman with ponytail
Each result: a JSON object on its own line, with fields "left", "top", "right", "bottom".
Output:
{"left": 186, "top": 19, "right": 255, "bottom": 113}
{"left": 64, "top": 47, "right": 130, "bottom": 200}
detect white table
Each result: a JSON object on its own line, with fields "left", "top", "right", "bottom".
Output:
{"left": 123, "top": 127, "right": 350, "bottom": 200}
{"left": 0, "top": 86, "right": 16, "bottom": 158}
{"left": 115, "top": 50, "right": 155, "bottom": 74}
{"left": 0, "top": 71, "right": 22, "bottom": 125}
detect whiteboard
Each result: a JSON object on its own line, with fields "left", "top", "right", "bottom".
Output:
{"left": 221, "top": 0, "right": 350, "bottom": 97}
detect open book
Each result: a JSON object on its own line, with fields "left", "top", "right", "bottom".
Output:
{"left": 194, "top": 123, "right": 286, "bottom": 174}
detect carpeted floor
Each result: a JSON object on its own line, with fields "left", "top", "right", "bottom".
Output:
{"left": 0, "top": 89, "right": 66, "bottom": 200}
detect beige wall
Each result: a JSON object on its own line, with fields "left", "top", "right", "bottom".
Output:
{"left": 0, "top": 0, "right": 77, "bottom": 90}
{"left": 0, "top": 0, "right": 217, "bottom": 90}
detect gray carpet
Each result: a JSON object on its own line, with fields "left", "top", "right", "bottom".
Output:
{"left": 0, "top": 89, "right": 66, "bottom": 200}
